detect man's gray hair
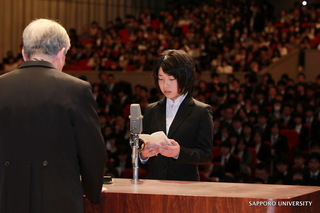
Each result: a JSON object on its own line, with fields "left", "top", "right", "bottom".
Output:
{"left": 23, "top": 19, "right": 71, "bottom": 59}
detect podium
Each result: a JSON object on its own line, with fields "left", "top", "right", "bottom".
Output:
{"left": 84, "top": 178, "right": 320, "bottom": 213}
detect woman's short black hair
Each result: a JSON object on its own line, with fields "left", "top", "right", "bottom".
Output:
{"left": 153, "top": 49, "right": 195, "bottom": 95}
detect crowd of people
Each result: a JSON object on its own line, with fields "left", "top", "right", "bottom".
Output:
{"left": 3, "top": 0, "right": 320, "bottom": 73}
{"left": 1, "top": 1, "right": 320, "bottom": 186}
{"left": 61, "top": 0, "right": 320, "bottom": 73}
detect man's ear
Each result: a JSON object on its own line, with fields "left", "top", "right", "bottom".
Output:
{"left": 22, "top": 48, "right": 28, "bottom": 61}
{"left": 54, "top": 48, "right": 66, "bottom": 71}
{"left": 56, "top": 48, "right": 66, "bottom": 61}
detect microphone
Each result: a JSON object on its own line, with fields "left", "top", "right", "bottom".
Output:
{"left": 129, "top": 104, "right": 143, "bottom": 134}
{"left": 129, "top": 104, "right": 144, "bottom": 183}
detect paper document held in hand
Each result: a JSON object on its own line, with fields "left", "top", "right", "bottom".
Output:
{"left": 139, "top": 131, "right": 172, "bottom": 147}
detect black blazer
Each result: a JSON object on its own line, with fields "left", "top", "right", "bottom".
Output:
{"left": 142, "top": 94, "right": 214, "bottom": 181}
{"left": 256, "top": 143, "right": 271, "bottom": 163}
{"left": 304, "top": 171, "right": 320, "bottom": 186}
{"left": 290, "top": 125, "right": 309, "bottom": 150}
{"left": 234, "top": 149, "right": 253, "bottom": 167}
{"left": 213, "top": 155, "right": 240, "bottom": 175}
{"left": 0, "top": 61, "right": 107, "bottom": 213}
{"left": 306, "top": 118, "right": 320, "bottom": 140}
{"left": 266, "top": 134, "right": 288, "bottom": 155}
{"left": 279, "top": 117, "right": 295, "bottom": 129}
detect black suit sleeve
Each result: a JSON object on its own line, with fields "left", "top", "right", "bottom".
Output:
{"left": 176, "top": 105, "right": 214, "bottom": 164}
{"left": 73, "top": 82, "right": 107, "bottom": 203}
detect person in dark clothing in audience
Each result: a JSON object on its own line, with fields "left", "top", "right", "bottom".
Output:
{"left": 251, "top": 129, "right": 271, "bottom": 164}
{"left": 304, "top": 153, "right": 320, "bottom": 186}
{"left": 234, "top": 138, "right": 253, "bottom": 177}
{"left": 232, "top": 116, "right": 243, "bottom": 136}
{"left": 292, "top": 150, "right": 307, "bottom": 171}
{"left": 256, "top": 111, "right": 271, "bottom": 141}
{"left": 280, "top": 104, "right": 295, "bottom": 129}
{"left": 310, "top": 142, "right": 320, "bottom": 154}
{"left": 266, "top": 122, "right": 288, "bottom": 156}
{"left": 291, "top": 168, "right": 306, "bottom": 185}
{"left": 207, "top": 163, "right": 229, "bottom": 182}
{"left": 291, "top": 113, "right": 309, "bottom": 150}
{"left": 242, "top": 122, "right": 254, "bottom": 146}
{"left": 255, "top": 162, "right": 272, "bottom": 184}
{"left": 213, "top": 141, "right": 240, "bottom": 180}
{"left": 272, "top": 155, "right": 292, "bottom": 185}
{"left": 304, "top": 105, "right": 320, "bottom": 141}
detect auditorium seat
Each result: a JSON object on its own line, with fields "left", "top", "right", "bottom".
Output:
{"left": 264, "top": 141, "right": 272, "bottom": 150}
{"left": 274, "top": 23, "right": 284, "bottom": 28}
{"left": 280, "top": 129, "right": 299, "bottom": 163}
{"left": 212, "top": 146, "right": 221, "bottom": 160}
{"left": 199, "top": 171, "right": 207, "bottom": 181}
{"left": 214, "top": 139, "right": 221, "bottom": 146}
{"left": 118, "top": 29, "right": 130, "bottom": 43}
{"left": 125, "top": 64, "right": 135, "bottom": 71}
{"left": 121, "top": 168, "right": 133, "bottom": 178}
{"left": 280, "top": 129, "right": 299, "bottom": 149}
{"left": 303, "top": 124, "right": 312, "bottom": 139}
{"left": 264, "top": 106, "right": 272, "bottom": 113}
{"left": 233, "top": 154, "right": 241, "bottom": 164}
{"left": 280, "top": 123, "right": 288, "bottom": 129}
{"left": 151, "top": 19, "right": 159, "bottom": 30}
{"left": 64, "top": 64, "right": 81, "bottom": 71}
{"left": 181, "top": 24, "right": 190, "bottom": 35}
{"left": 81, "top": 38, "right": 95, "bottom": 46}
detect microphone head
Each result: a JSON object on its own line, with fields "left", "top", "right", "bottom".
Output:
{"left": 129, "top": 104, "right": 143, "bottom": 134}
{"left": 130, "top": 104, "right": 141, "bottom": 118}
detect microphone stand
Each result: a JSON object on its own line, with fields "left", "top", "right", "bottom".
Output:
{"left": 129, "top": 132, "right": 144, "bottom": 183}
{"left": 130, "top": 133, "right": 140, "bottom": 183}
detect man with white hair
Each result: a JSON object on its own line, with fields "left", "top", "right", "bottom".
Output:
{"left": 0, "top": 19, "right": 107, "bottom": 213}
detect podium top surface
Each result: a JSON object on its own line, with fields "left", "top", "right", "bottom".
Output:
{"left": 104, "top": 178, "right": 320, "bottom": 200}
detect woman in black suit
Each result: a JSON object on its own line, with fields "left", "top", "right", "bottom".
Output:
{"left": 140, "top": 49, "right": 214, "bottom": 181}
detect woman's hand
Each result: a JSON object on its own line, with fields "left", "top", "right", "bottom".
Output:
{"left": 140, "top": 142, "right": 159, "bottom": 160}
{"left": 158, "top": 139, "right": 180, "bottom": 158}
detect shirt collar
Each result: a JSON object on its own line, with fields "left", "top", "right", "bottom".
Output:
{"left": 166, "top": 93, "right": 188, "bottom": 107}
{"left": 310, "top": 170, "right": 320, "bottom": 176}
{"left": 224, "top": 153, "right": 231, "bottom": 160}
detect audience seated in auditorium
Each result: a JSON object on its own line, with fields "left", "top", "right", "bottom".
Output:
{"left": 4, "top": 1, "right": 320, "bottom": 187}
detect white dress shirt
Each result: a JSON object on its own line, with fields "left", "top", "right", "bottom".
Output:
{"left": 295, "top": 124, "right": 302, "bottom": 134}
{"left": 166, "top": 93, "right": 188, "bottom": 135}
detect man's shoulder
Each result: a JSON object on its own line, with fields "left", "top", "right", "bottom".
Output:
{"left": 56, "top": 71, "right": 89, "bottom": 87}
{"left": 1, "top": 62, "right": 89, "bottom": 86}
{"left": 0, "top": 68, "right": 20, "bottom": 80}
